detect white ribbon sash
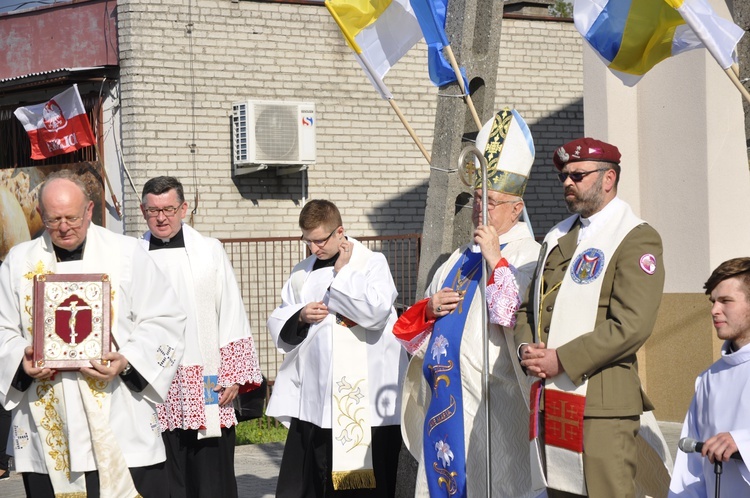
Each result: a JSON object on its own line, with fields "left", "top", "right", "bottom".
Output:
{"left": 331, "top": 317, "right": 375, "bottom": 490}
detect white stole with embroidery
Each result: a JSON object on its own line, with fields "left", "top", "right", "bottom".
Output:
{"left": 329, "top": 242, "right": 376, "bottom": 490}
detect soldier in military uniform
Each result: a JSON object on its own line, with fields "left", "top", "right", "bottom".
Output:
{"left": 514, "top": 137, "right": 669, "bottom": 498}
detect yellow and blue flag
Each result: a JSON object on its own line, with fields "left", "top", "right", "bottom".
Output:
{"left": 574, "top": 0, "right": 744, "bottom": 86}
{"left": 326, "top": 0, "right": 423, "bottom": 99}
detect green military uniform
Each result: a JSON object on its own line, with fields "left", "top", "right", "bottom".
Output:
{"left": 514, "top": 216, "right": 665, "bottom": 498}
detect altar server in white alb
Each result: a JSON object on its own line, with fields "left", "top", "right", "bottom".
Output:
{"left": 0, "top": 170, "right": 186, "bottom": 498}
{"left": 267, "top": 199, "right": 407, "bottom": 498}
{"left": 140, "top": 176, "right": 263, "bottom": 498}
{"left": 394, "top": 108, "right": 545, "bottom": 497}
{"left": 669, "top": 257, "right": 750, "bottom": 497}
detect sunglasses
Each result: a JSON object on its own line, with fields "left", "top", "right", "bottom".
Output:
{"left": 557, "top": 168, "right": 609, "bottom": 183}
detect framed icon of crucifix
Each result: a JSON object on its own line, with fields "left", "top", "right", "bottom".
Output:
{"left": 32, "top": 274, "right": 111, "bottom": 370}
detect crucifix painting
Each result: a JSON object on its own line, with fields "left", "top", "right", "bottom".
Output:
{"left": 32, "top": 274, "right": 111, "bottom": 370}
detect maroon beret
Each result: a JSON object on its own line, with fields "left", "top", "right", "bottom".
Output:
{"left": 552, "top": 137, "right": 621, "bottom": 170}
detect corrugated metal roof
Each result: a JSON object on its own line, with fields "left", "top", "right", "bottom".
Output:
{"left": 0, "top": 66, "right": 118, "bottom": 97}
{"left": 0, "top": 67, "right": 105, "bottom": 84}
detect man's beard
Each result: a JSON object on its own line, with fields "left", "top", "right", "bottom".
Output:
{"left": 564, "top": 173, "right": 605, "bottom": 218}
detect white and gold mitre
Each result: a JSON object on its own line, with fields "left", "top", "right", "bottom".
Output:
{"left": 472, "top": 107, "right": 535, "bottom": 197}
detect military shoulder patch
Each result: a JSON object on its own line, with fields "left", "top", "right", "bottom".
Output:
{"left": 639, "top": 254, "right": 657, "bottom": 275}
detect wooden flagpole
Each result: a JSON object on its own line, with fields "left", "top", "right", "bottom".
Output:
{"left": 351, "top": 51, "right": 432, "bottom": 165}
{"left": 443, "top": 45, "right": 483, "bottom": 130}
{"left": 388, "top": 99, "right": 432, "bottom": 164}
{"left": 92, "top": 87, "right": 122, "bottom": 218}
{"left": 94, "top": 142, "right": 122, "bottom": 218}
{"left": 724, "top": 67, "right": 750, "bottom": 105}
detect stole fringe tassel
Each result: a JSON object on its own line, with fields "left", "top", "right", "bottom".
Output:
{"left": 331, "top": 469, "right": 377, "bottom": 490}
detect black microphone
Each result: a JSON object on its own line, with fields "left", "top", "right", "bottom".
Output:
{"left": 679, "top": 437, "right": 743, "bottom": 461}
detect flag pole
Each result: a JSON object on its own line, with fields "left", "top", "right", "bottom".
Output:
{"left": 388, "top": 99, "right": 432, "bottom": 164}
{"left": 443, "top": 45, "right": 483, "bottom": 130}
{"left": 723, "top": 68, "right": 750, "bottom": 105}
{"left": 93, "top": 142, "right": 122, "bottom": 218}
{"left": 92, "top": 88, "right": 123, "bottom": 218}
{"left": 352, "top": 50, "right": 433, "bottom": 165}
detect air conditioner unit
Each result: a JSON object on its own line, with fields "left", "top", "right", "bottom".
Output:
{"left": 232, "top": 100, "right": 316, "bottom": 175}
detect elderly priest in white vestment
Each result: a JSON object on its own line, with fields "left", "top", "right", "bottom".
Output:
{"left": 394, "top": 108, "right": 545, "bottom": 497}
{"left": 669, "top": 257, "right": 750, "bottom": 497}
{"left": 0, "top": 170, "right": 186, "bottom": 498}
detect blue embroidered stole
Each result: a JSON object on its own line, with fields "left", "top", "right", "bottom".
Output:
{"left": 422, "top": 249, "right": 482, "bottom": 497}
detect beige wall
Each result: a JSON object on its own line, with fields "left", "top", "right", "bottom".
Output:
{"left": 118, "top": 0, "right": 435, "bottom": 238}
{"left": 641, "top": 294, "right": 722, "bottom": 422}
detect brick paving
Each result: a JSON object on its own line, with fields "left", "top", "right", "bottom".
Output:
{"left": 0, "top": 423, "right": 682, "bottom": 497}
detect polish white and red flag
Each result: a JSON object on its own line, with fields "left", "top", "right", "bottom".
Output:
{"left": 14, "top": 84, "right": 96, "bottom": 160}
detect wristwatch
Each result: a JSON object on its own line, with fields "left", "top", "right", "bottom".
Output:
{"left": 120, "top": 362, "right": 133, "bottom": 376}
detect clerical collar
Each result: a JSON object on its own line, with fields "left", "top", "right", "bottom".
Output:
{"left": 577, "top": 197, "right": 624, "bottom": 243}
{"left": 54, "top": 240, "right": 86, "bottom": 262}
{"left": 313, "top": 251, "right": 340, "bottom": 271}
{"left": 149, "top": 227, "right": 185, "bottom": 250}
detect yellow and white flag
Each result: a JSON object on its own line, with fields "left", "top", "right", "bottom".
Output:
{"left": 574, "top": 0, "right": 743, "bottom": 86}
{"left": 326, "top": 0, "right": 423, "bottom": 99}
{"left": 664, "top": 0, "right": 744, "bottom": 70}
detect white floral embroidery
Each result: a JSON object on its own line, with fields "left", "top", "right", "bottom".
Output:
{"left": 486, "top": 264, "right": 521, "bottom": 327}
{"left": 435, "top": 439, "right": 454, "bottom": 468}
{"left": 431, "top": 335, "right": 449, "bottom": 363}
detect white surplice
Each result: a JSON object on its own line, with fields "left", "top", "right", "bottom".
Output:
{"left": 266, "top": 237, "right": 407, "bottom": 429}
{"left": 140, "top": 224, "right": 262, "bottom": 437}
{"left": 0, "top": 224, "right": 186, "bottom": 474}
{"left": 668, "top": 341, "right": 750, "bottom": 497}
{"left": 400, "top": 222, "right": 544, "bottom": 498}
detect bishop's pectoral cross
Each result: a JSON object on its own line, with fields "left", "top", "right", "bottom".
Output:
{"left": 450, "top": 257, "right": 480, "bottom": 315}
{"left": 57, "top": 299, "right": 91, "bottom": 346}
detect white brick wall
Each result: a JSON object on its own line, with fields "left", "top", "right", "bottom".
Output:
{"left": 118, "top": 1, "right": 582, "bottom": 239}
